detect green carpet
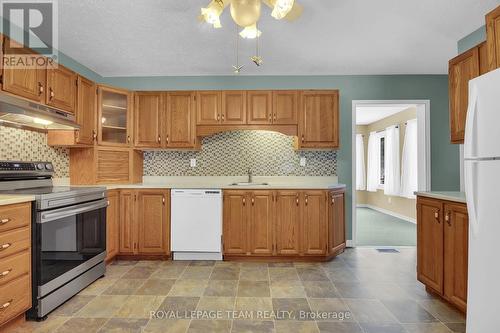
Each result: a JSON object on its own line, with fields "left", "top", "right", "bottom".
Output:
{"left": 356, "top": 207, "right": 416, "bottom": 247}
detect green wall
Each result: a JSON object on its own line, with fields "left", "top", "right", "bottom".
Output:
{"left": 103, "top": 75, "right": 458, "bottom": 240}
{"left": 457, "top": 25, "right": 486, "bottom": 53}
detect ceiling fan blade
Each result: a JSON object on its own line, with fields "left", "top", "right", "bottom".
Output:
{"left": 284, "top": 2, "right": 303, "bottom": 21}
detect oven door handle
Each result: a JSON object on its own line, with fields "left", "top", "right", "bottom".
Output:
{"left": 39, "top": 199, "right": 108, "bottom": 223}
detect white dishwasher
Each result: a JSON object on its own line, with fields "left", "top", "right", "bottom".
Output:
{"left": 171, "top": 189, "right": 223, "bottom": 260}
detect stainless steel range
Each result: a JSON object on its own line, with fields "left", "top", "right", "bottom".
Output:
{"left": 0, "top": 161, "right": 107, "bottom": 320}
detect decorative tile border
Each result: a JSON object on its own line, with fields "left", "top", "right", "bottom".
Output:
{"left": 0, "top": 126, "right": 69, "bottom": 178}
{"left": 144, "top": 131, "right": 337, "bottom": 176}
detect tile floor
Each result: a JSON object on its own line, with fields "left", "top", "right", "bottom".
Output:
{"left": 357, "top": 208, "right": 416, "bottom": 247}
{"left": 6, "top": 248, "right": 466, "bottom": 333}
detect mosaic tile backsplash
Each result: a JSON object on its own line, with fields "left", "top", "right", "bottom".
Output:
{"left": 144, "top": 131, "right": 337, "bottom": 176}
{"left": 0, "top": 126, "right": 69, "bottom": 178}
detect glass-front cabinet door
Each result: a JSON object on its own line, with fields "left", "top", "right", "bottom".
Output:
{"left": 98, "top": 85, "right": 132, "bottom": 146}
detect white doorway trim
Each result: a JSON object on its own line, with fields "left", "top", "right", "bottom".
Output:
{"left": 351, "top": 100, "right": 431, "bottom": 247}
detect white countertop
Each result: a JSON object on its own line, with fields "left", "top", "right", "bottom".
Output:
{"left": 0, "top": 194, "right": 35, "bottom": 206}
{"left": 415, "top": 191, "right": 466, "bottom": 204}
{"left": 54, "top": 176, "right": 346, "bottom": 191}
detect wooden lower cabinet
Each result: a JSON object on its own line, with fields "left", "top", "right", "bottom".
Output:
{"left": 118, "top": 189, "right": 170, "bottom": 257}
{"left": 223, "top": 189, "right": 345, "bottom": 260}
{"left": 105, "top": 190, "right": 120, "bottom": 261}
{"left": 417, "top": 196, "right": 468, "bottom": 312}
{"left": 0, "top": 202, "right": 32, "bottom": 328}
{"left": 329, "top": 189, "right": 346, "bottom": 254}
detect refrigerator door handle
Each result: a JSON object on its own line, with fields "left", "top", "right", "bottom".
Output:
{"left": 464, "top": 84, "right": 478, "bottom": 159}
{"left": 465, "top": 160, "right": 479, "bottom": 237}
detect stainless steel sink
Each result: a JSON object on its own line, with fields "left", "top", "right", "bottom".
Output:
{"left": 230, "top": 182, "right": 269, "bottom": 186}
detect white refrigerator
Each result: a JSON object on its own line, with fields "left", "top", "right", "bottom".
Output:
{"left": 464, "top": 68, "right": 500, "bottom": 333}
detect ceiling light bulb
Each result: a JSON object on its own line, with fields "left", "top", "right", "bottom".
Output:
{"left": 201, "top": 1, "right": 223, "bottom": 28}
{"left": 33, "top": 117, "right": 53, "bottom": 125}
{"left": 239, "top": 24, "right": 262, "bottom": 39}
{"left": 271, "top": 0, "right": 294, "bottom": 19}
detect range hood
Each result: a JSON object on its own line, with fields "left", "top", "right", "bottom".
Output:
{"left": 0, "top": 93, "right": 79, "bottom": 130}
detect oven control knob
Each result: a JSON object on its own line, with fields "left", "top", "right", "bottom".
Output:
{"left": 45, "top": 164, "right": 53, "bottom": 170}
{"left": 37, "top": 163, "right": 45, "bottom": 170}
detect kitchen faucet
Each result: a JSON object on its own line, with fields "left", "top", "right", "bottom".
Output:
{"left": 247, "top": 169, "right": 253, "bottom": 183}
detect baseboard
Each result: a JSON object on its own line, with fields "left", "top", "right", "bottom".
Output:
{"left": 357, "top": 204, "right": 416, "bottom": 224}
{"left": 346, "top": 240, "right": 354, "bottom": 247}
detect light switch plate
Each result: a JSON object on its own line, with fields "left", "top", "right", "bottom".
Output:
{"left": 190, "top": 158, "right": 197, "bottom": 168}
{"left": 300, "top": 157, "right": 307, "bottom": 167}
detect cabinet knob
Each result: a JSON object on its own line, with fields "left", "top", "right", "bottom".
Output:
{"left": 274, "top": 114, "right": 277, "bottom": 121}
{"left": 305, "top": 195, "right": 308, "bottom": 205}
{"left": 331, "top": 197, "right": 335, "bottom": 204}
{"left": 301, "top": 135, "right": 305, "bottom": 143}
{"left": 92, "top": 130, "right": 97, "bottom": 141}
{"left": 242, "top": 197, "right": 246, "bottom": 206}
{"left": 434, "top": 210, "right": 440, "bottom": 222}
{"left": 162, "top": 196, "right": 166, "bottom": 205}
{"left": 158, "top": 135, "right": 161, "bottom": 143}
{"left": 251, "top": 197, "right": 255, "bottom": 205}
{"left": 0, "top": 218, "right": 10, "bottom": 224}
{"left": 0, "top": 269, "right": 12, "bottom": 278}
{"left": 49, "top": 87, "right": 54, "bottom": 100}
{"left": 127, "top": 135, "right": 131, "bottom": 143}
{"left": 221, "top": 114, "right": 225, "bottom": 122}
{"left": 0, "top": 243, "right": 11, "bottom": 251}
{"left": 166, "top": 135, "right": 169, "bottom": 144}
{"left": 217, "top": 114, "right": 220, "bottom": 121}
{"left": 445, "top": 212, "right": 451, "bottom": 226}
{"left": 296, "top": 195, "right": 299, "bottom": 206}
{"left": 38, "top": 82, "right": 44, "bottom": 95}
{"left": 0, "top": 299, "right": 13, "bottom": 310}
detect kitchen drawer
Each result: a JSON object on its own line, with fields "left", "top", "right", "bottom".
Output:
{"left": 0, "top": 203, "right": 31, "bottom": 234}
{"left": 0, "top": 251, "right": 30, "bottom": 286}
{"left": 0, "top": 274, "right": 31, "bottom": 326}
{"left": 0, "top": 228, "right": 30, "bottom": 260}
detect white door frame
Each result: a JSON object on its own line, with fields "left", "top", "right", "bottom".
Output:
{"left": 351, "top": 100, "right": 431, "bottom": 247}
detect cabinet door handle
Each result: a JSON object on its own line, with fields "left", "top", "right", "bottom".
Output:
{"left": 166, "top": 135, "right": 169, "bottom": 144}
{"left": 434, "top": 210, "right": 440, "bottom": 222}
{"left": 274, "top": 114, "right": 277, "bottom": 121}
{"left": 0, "top": 269, "right": 12, "bottom": 278}
{"left": 0, "top": 299, "right": 13, "bottom": 310}
{"left": 301, "top": 135, "right": 305, "bottom": 143}
{"left": 162, "top": 196, "right": 165, "bottom": 205}
{"left": 242, "top": 197, "right": 246, "bottom": 206}
{"left": 158, "top": 135, "right": 161, "bottom": 143}
{"left": 305, "top": 195, "right": 308, "bottom": 205}
{"left": 0, "top": 243, "right": 11, "bottom": 251}
{"left": 269, "top": 114, "right": 272, "bottom": 123}
{"left": 0, "top": 218, "right": 10, "bottom": 224}
{"left": 92, "top": 130, "right": 97, "bottom": 141}
{"left": 217, "top": 114, "right": 220, "bottom": 121}
{"left": 445, "top": 212, "right": 451, "bottom": 226}
{"left": 251, "top": 197, "right": 255, "bottom": 205}
{"left": 127, "top": 135, "right": 131, "bottom": 143}
{"left": 38, "top": 82, "right": 44, "bottom": 95}
{"left": 221, "top": 114, "right": 225, "bottom": 122}
{"left": 49, "top": 87, "right": 54, "bottom": 100}
{"left": 296, "top": 195, "right": 299, "bottom": 206}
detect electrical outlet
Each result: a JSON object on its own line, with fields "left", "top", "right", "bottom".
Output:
{"left": 190, "top": 158, "right": 197, "bottom": 168}
{"left": 300, "top": 157, "right": 307, "bottom": 167}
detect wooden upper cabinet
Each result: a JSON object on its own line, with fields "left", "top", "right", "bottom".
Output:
{"left": 134, "top": 92, "right": 163, "bottom": 148}
{"left": 444, "top": 203, "right": 468, "bottom": 312}
{"left": 222, "top": 90, "right": 247, "bottom": 124}
{"left": 197, "top": 91, "right": 221, "bottom": 125}
{"left": 46, "top": 64, "right": 77, "bottom": 113}
{"left": 486, "top": 5, "right": 500, "bottom": 70}
{"left": 417, "top": 197, "right": 444, "bottom": 294}
{"left": 299, "top": 90, "right": 339, "bottom": 149}
{"left": 223, "top": 191, "right": 248, "bottom": 255}
{"left": 273, "top": 91, "right": 298, "bottom": 125}
{"left": 75, "top": 76, "right": 97, "bottom": 145}
{"left": 119, "top": 190, "right": 136, "bottom": 254}
{"left": 166, "top": 91, "right": 196, "bottom": 148}
{"left": 478, "top": 41, "right": 490, "bottom": 75}
{"left": 106, "top": 190, "right": 120, "bottom": 261}
{"left": 137, "top": 190, "right": 170, "bottom": 255}
{"left": 98, "top": 86, "right": 133, "bottom": 147}
{"left": 449, "top": 48, "right": 479, "bottom": 144}
{"left": 329, "top": 190, "right": 345, "bottom": 254}
{"left": 248, "top": 191, "right": 274, "bottom": 255}
{"left": 275, "top": 191, "right": 301, "bottom": 256}
{"left": 1, "top": 43, "right": 45, "bottom": 103}
{"left": 302, "top": 191, "right": 327, "bottom": 255}
{"left": 247, "top": 91, "right": 273, "bottom": 124}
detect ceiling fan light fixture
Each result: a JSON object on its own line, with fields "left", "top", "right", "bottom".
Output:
{"left": 201, "top": 0, "right": 224, "bottom": 28}
{"left": 271, "top": 0, "right": 294, "bottom": 19}
{"left": 239, "top": 23, "right": 262, "bottom": 39}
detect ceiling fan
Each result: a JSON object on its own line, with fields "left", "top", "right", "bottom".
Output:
{"left": 199, "top": 0, "right": 303, "bottom": 39}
